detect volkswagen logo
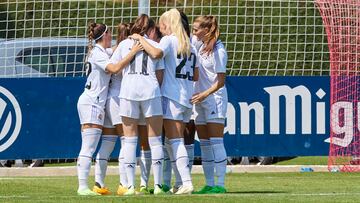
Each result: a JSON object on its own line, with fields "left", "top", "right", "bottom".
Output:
{"left": 0, "top": 86, "right": 22, "bottom": 152}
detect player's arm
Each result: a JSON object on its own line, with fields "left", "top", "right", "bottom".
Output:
{"left": 193, "top": 67, "right": 199, "bottom": 81}
{"left": 106, "top": 41, "right": 143, "bottom": 74}
{"left": 190, "top": 73, "right": 225, "bottom": 104}
{"left": 130, "top": 34, "right": 163, "bottom": 59}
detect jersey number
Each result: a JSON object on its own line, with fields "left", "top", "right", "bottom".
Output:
{"left": 84, "top": 62, "right": 92, "bottom": 77}
{"left": 84, "top": 62, "right": 92, "bottom": 89}
{"left": 129, "top": 51, "right": 149, "bottom": 75}
{"left": 175, "top": 53, "right": 196, "bottom": 81}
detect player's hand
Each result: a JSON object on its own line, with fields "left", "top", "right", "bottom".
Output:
{"left": 190, "top": 92, "right": 207, "bottom": 104}
{"left": 131, "top": 41, "right": 144, "bottom": 53}
{"left": 130, "top": 33, "right": 142, "bottom": 41}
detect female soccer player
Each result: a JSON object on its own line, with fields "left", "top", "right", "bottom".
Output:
{"left": 161, "top": 10, "right": 195, "bottom": 191}
{"left": 76, "top": 21, "right": 142, "bottom": 196}
{"left": 111, "top": 14, "right": 165, "bottom": 195}
{"left": 191, "top": 15, "right": 228, "bottom": 194}
{"left": 131, "top": 8, "right": 198, "bottom": 195}
{"left": 138, "top": 25, "right": 164, "bottom": 195}
{"left": 92, "top": 22, "right": 131, "bottom": 195}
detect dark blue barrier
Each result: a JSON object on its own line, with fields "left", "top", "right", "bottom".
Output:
{"left": 0, "top": 77, "right": 330, "bottom": 159}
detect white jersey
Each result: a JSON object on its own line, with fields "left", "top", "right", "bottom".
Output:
{"left": 103, "top": 48, "right": 122, "bottom": 99}
{"left": 194, "top": 40, "right": 228, "bottom": 100}
{"left": 111, "top": 37, "right": 164, "bottom": 101}
{"left": 159, "top": 34, "right": 198, "bottom": 108}
{"left": 107, "top": 73, "right": 122, "bottom": 98}
{"left": 81, "top": 44, "right": 111, "bottom": 108}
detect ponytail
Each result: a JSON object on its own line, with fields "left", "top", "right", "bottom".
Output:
{"left": 130, "top": 14, "right": 156, "bottom": 36}
{"left": 86, "top": 21, "right": 107, "bottom": 59}
{"left": 116, "top": 23, "right": 131, "bottom": 45}
{"left": 87, "top": 21, "right": 97, "bottom": 54}
{"left": 160, "top": 9, "right": 190, "bottom": 57}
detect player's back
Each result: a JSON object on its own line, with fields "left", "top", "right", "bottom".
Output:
{"left": 117, "top": 38, "right": 162, "bottom": 101}
{"left": 160, "top": 35, "right": 197, "bottom": 108}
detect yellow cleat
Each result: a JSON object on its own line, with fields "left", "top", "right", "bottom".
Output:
{"left": 92, "top": 184, "right": 111, "bottom": 195}
{"left": 117, "top": 184, "right": 128, "bottom": 196}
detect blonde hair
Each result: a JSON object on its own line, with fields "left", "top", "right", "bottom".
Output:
{"left": 194, "top": 15, "right": 220, "bottom": 54}
{"left": 160, "top": 9, "right": 190, "bottom": 57}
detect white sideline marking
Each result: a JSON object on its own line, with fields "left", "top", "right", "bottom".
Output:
{"left": 0, "top": 177, "right": 68, "bottom": 180}
{"left": 0, "top": 196, "right": 29, "bottom": 198}
{"left": 0, "top": 165, "right": 330, "bottom": 177}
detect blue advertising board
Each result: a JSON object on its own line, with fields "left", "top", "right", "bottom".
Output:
{"left": 0, "top": 77, "right": 331, "bottom": 159}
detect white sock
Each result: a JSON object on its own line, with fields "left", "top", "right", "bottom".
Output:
{"left": 148, "top": 136, "right": 164, "bottom": 186}
{"left": 210, "top": 137, "right": 227, "bottom": 187}
{"left": 185, "top": 144, "right": 194, "bottom": 172}
{"left": 94, "top": 135, "right": 117, "bottom": 187}
{"left": 77, "top": 128, "right": 102, "bottom": 191}
{"left": 139, "top": 150, "right": 151, "bottom": 187}
{"left": 162, "top": 145, "right": 172, "bottom": 187}
{"left": 123, "top": 136, "right": 138, "bottom": 188}
{"left": 200, "top": 139, "right": 215, "bottom": 187}
{"left": 118, "top": 137, "right": 128, "bottom": 187}
{"left": 165, "top": 138, "right": 182, "bottom": 187}
{"left": 169, "top": 138, "right": 192, "bottom": 187}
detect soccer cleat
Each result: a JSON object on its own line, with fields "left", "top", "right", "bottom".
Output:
{"left": 161, "top": 184, "right": 171, "bottom": 193}
{"left": 169, "top": 186, "right": 180, "bottom": 194}
{"left": 153, "top": 184, "right": 166, "bottom": 195}
{"left": 174, "top": 185, "right": 194, "bottom": 195}
{"left": 124, "top": 185, "right": 136, "bottom": 196}
{"left": 92, "top": 182, "right": 111, "bottom": 195}
{"left": 117, "top": 184, "right": 128, "bottom": 195}
{"left": 138, "top": 185, "right": 150, "bottom": 195}
{"left": 77, "top": 188, "right": 101, "bottom": 196}
{"left": 192, "top": 185, "right": 214, "bottom": 194}
{"left": 208, "top": 186, "right": 227, "bottom": 194}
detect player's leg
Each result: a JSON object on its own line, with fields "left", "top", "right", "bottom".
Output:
{"left": 207, "top": 122, "right": 227, "bottom": 194}
{"left": 93, "top": 99, "right": 118, "bottom": 195}
{"left": 193, "top": 103, "right": 214, "bottom": 194}
{"left": 120, "top": 98, "right": 140, "bottom": 195}
{"left": 162, "top": 130, "right": 172, "bottom": 192}
{"left": 206, "top": 98, "right": 227, "bottom": 194}
{"left": 163, "top": 98, "right": 193, "bottom": 195}
{"left": 138, "top": 122, "right": 151, "bottom": 194}
{"left": 77, "top": 103, "right": 103, "bottom": 196}
{"left": 116, "top": 124, "right": 128, "bottom": 195}
{"left": 143, "top": 97, "right": 165, "bottom": 195}
{"left": 93, "top": 126, "right": 117, "bottom": 195}
{"left": 184, "top": 120, "right": 195, "bottom": 172}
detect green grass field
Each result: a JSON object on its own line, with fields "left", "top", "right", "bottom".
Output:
{"left": 1, "top": 172, "right": 360, "bottom": 202}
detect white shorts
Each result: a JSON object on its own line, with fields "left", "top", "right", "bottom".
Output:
{"left": 138, "top": 112, "right": 146, "bottom": 126}
{"left": 190, "top": 105, "right": 196, "bottom": 121}
{"left": 119, "top": 97, "right": 163, "bottom": 119}
{"left": 194, "top": 96, "right": 227, "bottom": 125}
{"left": 162, "top": 97, "right": 192, "bottom": 123}
{"left": 103, "top": 97, "right": 122, "bottom": 128}
{"left": 77, "top": 103, "right": 105, "bottom": 126}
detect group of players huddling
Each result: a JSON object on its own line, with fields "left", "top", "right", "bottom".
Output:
{"left": 76, "top": 8, "right": 228, "bottom": 196}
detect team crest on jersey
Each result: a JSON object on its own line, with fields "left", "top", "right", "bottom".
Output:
{"left": 98, "top": 113, "right": 103, "bottom": 121}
